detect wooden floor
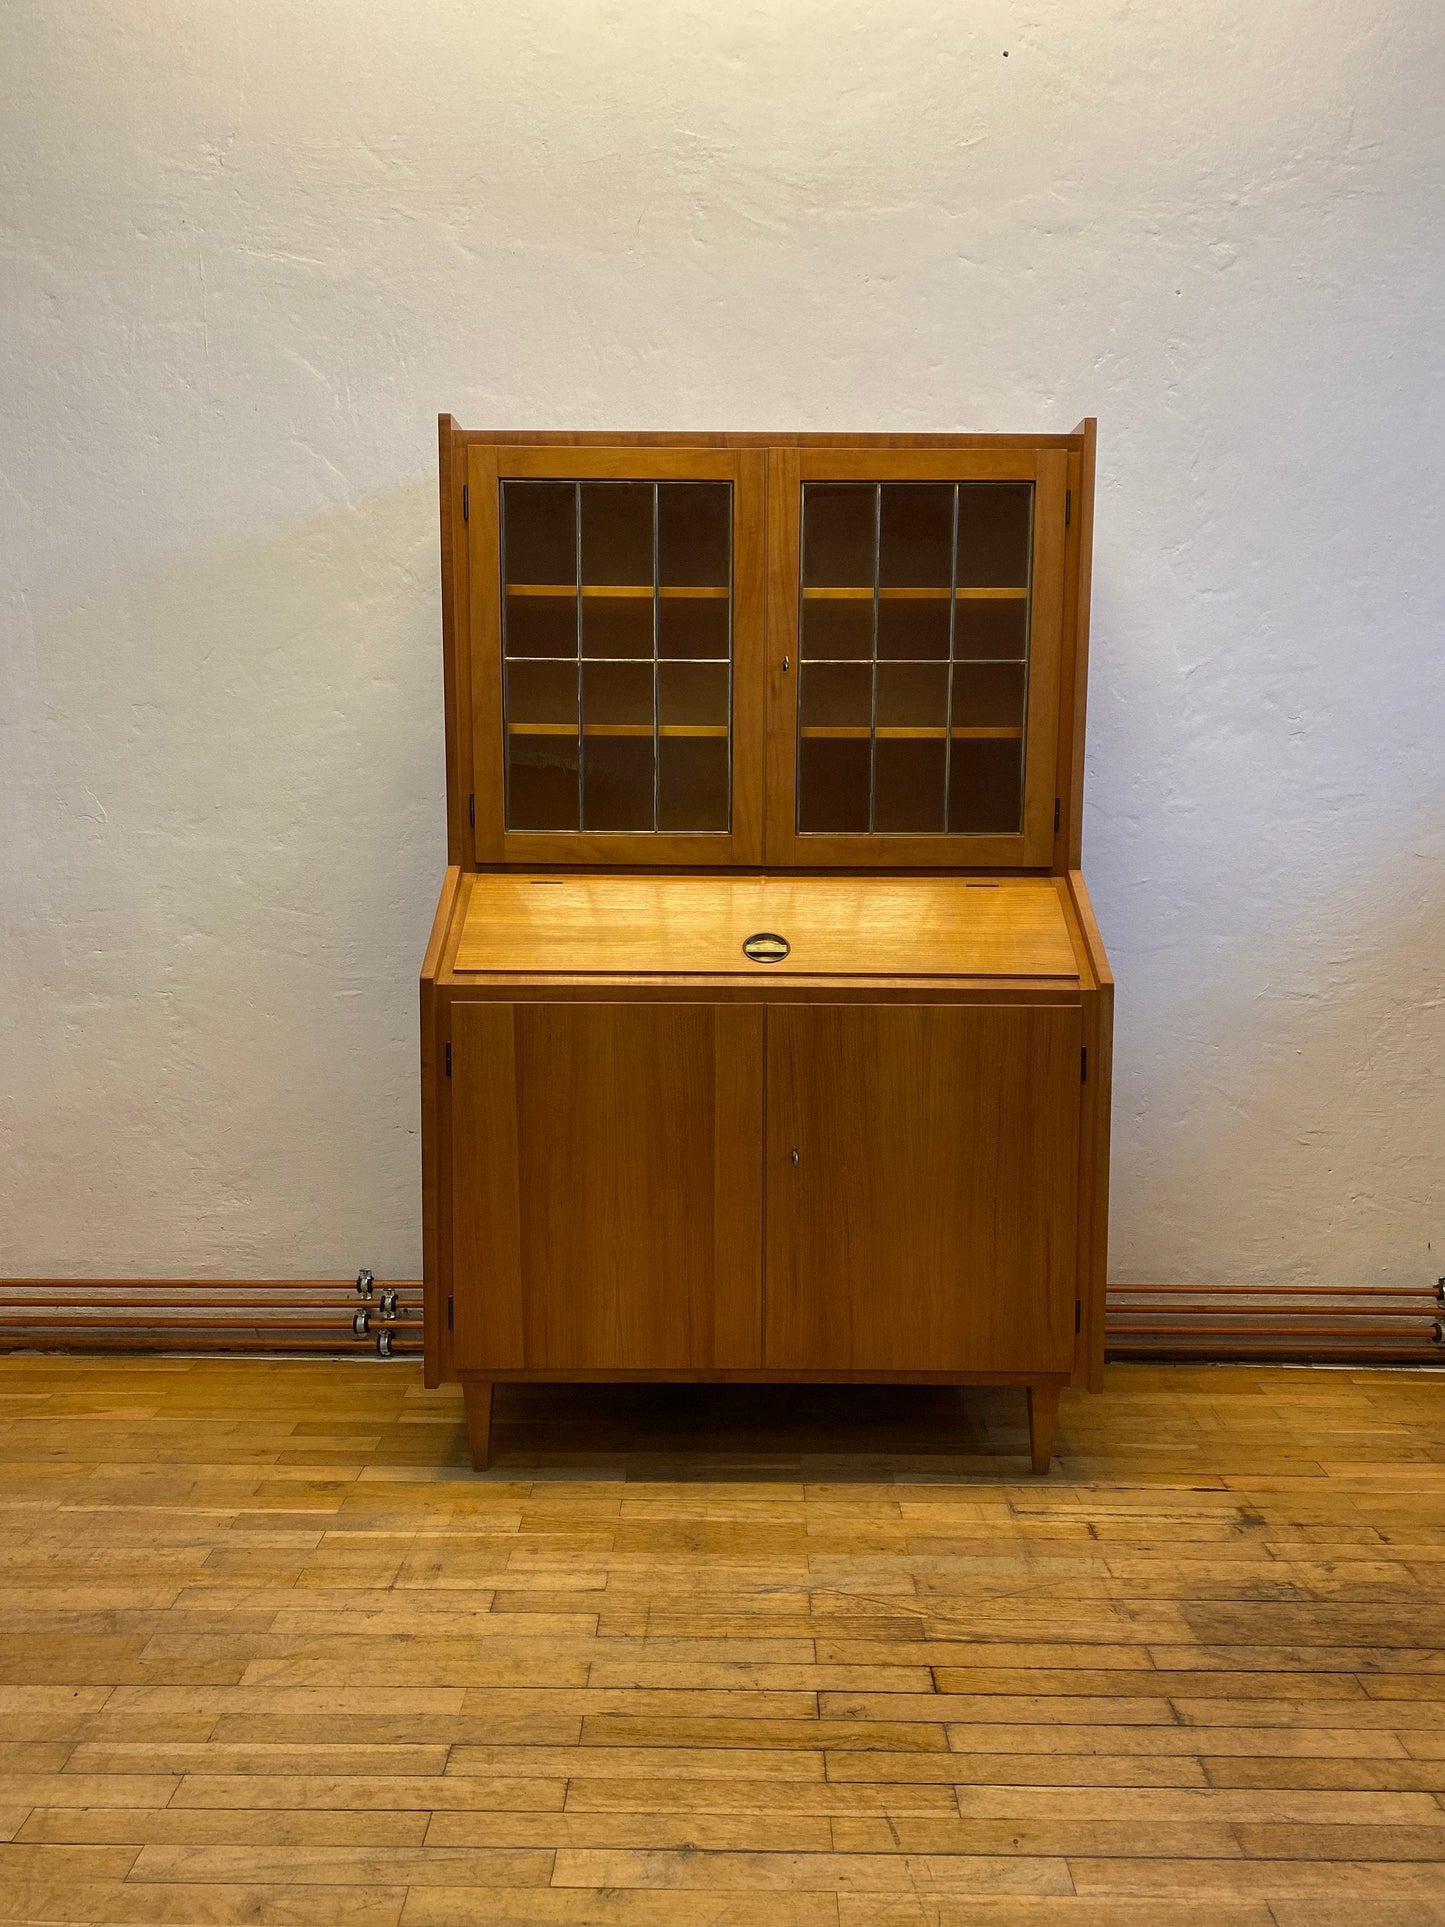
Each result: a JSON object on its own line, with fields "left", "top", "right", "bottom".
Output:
{"left": 0, "top": 1361, "right": 1442, "bottom": 1925}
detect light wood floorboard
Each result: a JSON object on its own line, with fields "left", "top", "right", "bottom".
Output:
{"left": 0, "top": 1356, "right": 1439, "bottom": 1922}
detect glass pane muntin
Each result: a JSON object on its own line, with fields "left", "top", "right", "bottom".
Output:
{"left": 501, "top": 479, "right": 733, "bottom": 834}
{"left": 796, "top": 480, "right": 1033, "bottom": 837}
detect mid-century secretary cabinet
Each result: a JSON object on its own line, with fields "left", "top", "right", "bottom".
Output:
{"left": 421, "top": 421, "right": 1112, "bottom": 1473}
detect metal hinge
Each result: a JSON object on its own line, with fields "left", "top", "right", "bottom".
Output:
{"left": 444, "top": 1041, "right": 452, "bottom": 1077}
{"left": 1075, "top": 1300, "right": 1082, "bottom": 1334}
{"left": 1080, "top": 1046, "right": 1088, "bottom": 1083}
{"left": 462, "top": 484, "right": 469, "bottom": 522}
{"left": 1065, "top": 488, "right": 1072, "bottom": 527}
{"left": 447, "top": 1296, "right": 454, "bottom": 1332}
{"left": 468, "top": 793, "right": 475, "bottom": 829}
{"left": 1054, "top": 797, "right": 1061, "bottom": 834}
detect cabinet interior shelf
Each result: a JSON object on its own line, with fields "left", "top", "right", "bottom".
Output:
{"left": 803, "top": 586, "right": 1027, "bottom": 602}
{"left": 800, "top": 725, "right": 1023, "bottom": 741}
{"left": 507, "top": 584, "right": 729, "bottom": 600}
{"left": 508, "top": 722, "right": 728, "bottom": 739}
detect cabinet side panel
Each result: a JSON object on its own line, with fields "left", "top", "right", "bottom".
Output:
{"left": 765, "top": 1004, "right": 1080, "bottom": 1374}
{"left": 421, "top": 866, "right": 461, "bottom": 1386}
{"left": 1066, "top": 420, "right": 1097, "bottom": 871}
{"left": 451, "top": 1003, "right": 526, "bottom": 1370}
{"left": 1067, "top": 869, "right": 1113, "bottom": 1391}
{"left": 711, "top": 1004, "right": 765, "bottom": 1368}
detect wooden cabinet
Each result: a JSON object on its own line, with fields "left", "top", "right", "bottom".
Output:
{"left": 450, "top": 1001, "right": 763, "bottom": 1374}
{"left": 424, "top": 423, "right": 1112, "bottom": 1474}
{"left": 764, "top": 1004, "right": 1080, "bottom": 1376}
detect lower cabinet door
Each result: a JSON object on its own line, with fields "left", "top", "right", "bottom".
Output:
{"left": 765, "top": 1004, "right": 1081, "bottom": 1374}
{"left": 450, "top": 1002, "right": 764, "bottom": 1372}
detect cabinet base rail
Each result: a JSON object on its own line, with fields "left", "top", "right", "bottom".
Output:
{"left": 459, "top": 1373, "right": 1065, "bottom": 1476}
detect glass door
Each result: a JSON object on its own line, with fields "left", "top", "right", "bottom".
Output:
{"left": 469, "top": 446, "right": 766, "bottom": 865}
{"left": 765, "top": 448, "right": 1068, "bottom": 866}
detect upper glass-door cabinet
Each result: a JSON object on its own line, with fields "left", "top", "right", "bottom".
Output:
{"left": 467, "top": 447, "right": 766, "bottom": 864}
{"left": 765, "top": 448, "right": 1069, "bottom": 866}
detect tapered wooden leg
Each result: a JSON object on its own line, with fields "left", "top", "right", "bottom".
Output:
{"left": 1027, "top": 1382, "right": 1061, "bottom": 1475}
{"left": 463, "top": 1381, "right": 493, "bottom": 1471}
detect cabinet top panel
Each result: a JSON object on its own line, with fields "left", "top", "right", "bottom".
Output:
{"left": 454, "top": 874, "right": 1079, "bottom": 981}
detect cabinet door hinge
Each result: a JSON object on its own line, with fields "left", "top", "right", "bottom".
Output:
{"left": 468, "top": 793, "right": 475, "bottom": 829}
{"left": 1080, "top": 1046, "right": 1088, "bottom": 1083}
{"left": 1054, "top": 797, "right": 1061, "bottom": 834}
{"left": 447, "top": 1295, "right": 454, "bottom": 1332}
{"left": 1065, "top": 488, "right": 1072, "bottom": 527}
{"left": 444, "top": 1041, "right": 452, "bottom": 1077}
{"left": 461, "top": 483, "right": 469, "bottom": 522}
{"left": 1075, "top": 1300, "right": 1082, "bottom": 1334}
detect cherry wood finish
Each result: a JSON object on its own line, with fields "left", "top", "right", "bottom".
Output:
{"left": 450, "top": 1001, "right": 764, "bottom": 1379}
{"left": 763, "top": 1004, "right": 1081, "bottom": 1376}
{"left": 454, "top": 873, "right": 1079, "bottom": 981}
{"left": 425, "top": 422, "right": 1111, "bottom": 1473}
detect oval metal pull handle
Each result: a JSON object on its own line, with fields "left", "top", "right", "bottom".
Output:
{"left": 790, "top": 1149, "right": 800, "bottom": 1165}
{"left": 781, "top": 655, "right": 790, "bottom": 672}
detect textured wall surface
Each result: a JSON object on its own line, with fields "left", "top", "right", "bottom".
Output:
{"left": 2, "top": 0, "right": 1442, "bottom": 1284}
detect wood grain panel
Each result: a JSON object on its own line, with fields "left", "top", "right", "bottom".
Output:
{"left": 455, "top": 876, "right": 1079, "bottom": 982}
{"left": 450, "top": 1004, "right": 525, "bottom": 1371}
{"left": 764, "top": 1004, "right": 1081, "bottom": 1373}
{"left": 450, "top": 1003, "right": 763, "bottom": 1373}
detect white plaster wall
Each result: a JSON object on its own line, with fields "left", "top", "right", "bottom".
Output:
{"left": 2, "top": 0, "right": 1442, "bottom": 1284}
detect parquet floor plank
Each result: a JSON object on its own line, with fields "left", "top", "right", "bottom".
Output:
{"left": 0, "top": 1355, "right": 1439, "bottom": 1921}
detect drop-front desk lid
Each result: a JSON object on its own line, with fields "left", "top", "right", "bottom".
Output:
{"left": 454, "top": 875, "right": 1080, "bottom": 980}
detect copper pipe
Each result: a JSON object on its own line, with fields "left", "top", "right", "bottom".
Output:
{"left": 0, "top": 1278, "right": 424, "bottom": 1291}
{"left": 0, "top": 1316, "right": 425, "bottom": 1331}
{"left": 0, "top": 1335, "right": 421, "bottom": 1353}
{"left": 0, "top": 1297, "right": 422, "bottom": 1312}
{"left": 1109, "top": 1310, "right": 1433, "bottom": 1325}
{"left": 1109, "top": 1284, "right": 1437, "bottom": 1297}
{"left": 1109, "top": 1321, "right": 1436, "bottom": 1338}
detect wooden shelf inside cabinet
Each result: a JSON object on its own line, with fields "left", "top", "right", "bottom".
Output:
{"left": 425, "top": 418, "right": 1110, "bottom": 1474}
{"left": 507, "top": 584, "right": 731, "bottom": 600}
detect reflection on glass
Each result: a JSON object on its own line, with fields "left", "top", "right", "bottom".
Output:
{"left": 876, "top": 661, "right": 947, "bottom": 731}
{"left": 660, "top": 661, "right": 728, "bottom": 731}
{"left": 502, "top": 482, "right": 575, "bottom": 585}
{"left": 501, "top": 479, "right": 733, "bottom": 833}
{"left": 876, "top": 740, "right": 947, "bottom": 833}
{"left": 802, "top": 486, "right": 876, "bottom": 586}
{"left": 506, "top": 658, "right": 576, "bottom": 727}
{"left": 800, "top": 661, "right": 871, "bottom": 732}
{"left": 660, "top": 738, "right": 728, "bottom": 831}
{"left": 582, "top": 592, "right": 653, "bottom": 659}
{"left": 581, "top": 484, "right": 652, "bottom": 586}
{"left": 659, "top": 484, "right": 730, "bottom": 586}
{"left": 795, "top": 479, "right": 1034, "bottom": 837}
{"left": 799, "top": 739, "right": 870, "bottom": 834}
{"left": 879, "top": 485, "right": 953, "bottom": 587}
{"left": 659, "top": 596, "right": 729, "bottom": 661}
{"left": 584, "top": 737, "right": 654, "bottom": 832}
{"left": 956, "top": 484, "right": 1031, "bottom": 588}
{"left": 508, "top": 735, "right": 578, "bottom": 833}
{"left": 801, "top": 599, "right": 873, "bottom": 662}
{"left": 950, "top": 740, "right": 1023, "bottom": 834}
{"left": 952, "top": 661, "right": 1025, "bottom": 731}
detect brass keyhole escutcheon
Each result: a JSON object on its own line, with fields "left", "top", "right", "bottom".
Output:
{"left": 742, "top": 932, "right": 790, "bottom": 964}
